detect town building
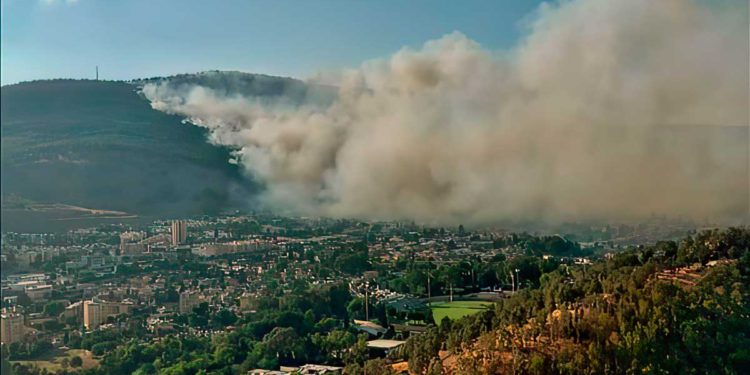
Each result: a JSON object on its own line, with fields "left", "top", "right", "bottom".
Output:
{"left": 83, "top": 298, "right": 133, "bottom": 330}
{"left": 171, "top": 220, "right": 187, "bottom": 246}
{"left": 179, "top": 291, "right": 201, "bottom": 314}
{"left": 120, "top": 243, "right": 147, "bottom": 256}
{"left": 0, "top": 309, "right": 25, "bottom": 344}
{"left": 25, "top": 284, "right": 53, "bottom": 302}
{"left": 366, "top": 339, "right": 406, "bottom": 357}
{"left": 83, "top": 300, "right": 102, "bottom": 330}
{"left": 65, "top": 301, "right": 83, "bottom": 322}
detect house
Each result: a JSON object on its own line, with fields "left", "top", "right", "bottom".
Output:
{"left": 367, "top": 339, "right": 406, "bottom": 358}
{"left": 296, "top": 364, "right": 343, "bottom": 374}
{"left": 352, "top": 319, "right": 387, "bottom": 337}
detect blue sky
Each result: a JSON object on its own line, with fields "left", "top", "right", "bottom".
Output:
{"left": 1, "top": 0, "right": 543, "bottom": 85}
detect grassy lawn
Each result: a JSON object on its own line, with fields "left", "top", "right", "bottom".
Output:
{"left": 431, "top": 300, "right": 494, "bottom": 324}
{"left": 11, "top": 349, "right": 98, "bottom": 372}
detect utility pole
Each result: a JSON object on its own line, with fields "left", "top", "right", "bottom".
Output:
{"left": 364, "top": 282, "right": 369, "bottom": 321}
{"left": 515, "top": 268, "right": 521, "bottom": 292}
{"left": 427, "top": 271, "right": 431, "bottom": 308}
{"left": 471, "top": 262, "right": 476, "bottom": 290}
{"left": 96, "top": 66, "right": 99, "bottom": 81}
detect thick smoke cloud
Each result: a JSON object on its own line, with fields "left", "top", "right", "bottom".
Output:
{"left": 143, "top": 0, "right": 749, "bottom": 225}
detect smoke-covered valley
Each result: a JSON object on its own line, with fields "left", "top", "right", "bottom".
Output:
{"left": 143, "top": 0, "right": 749, "bottom": 226}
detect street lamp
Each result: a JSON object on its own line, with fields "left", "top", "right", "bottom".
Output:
{"left": 364, "top": 281, "right": 369, "bottom": 321}
{"left": 514, "top": 268, "right": 520, "bottom": 292}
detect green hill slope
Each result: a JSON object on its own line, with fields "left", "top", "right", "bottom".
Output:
{"left": 1, "top": 78, "right": 251, "bottom": 230}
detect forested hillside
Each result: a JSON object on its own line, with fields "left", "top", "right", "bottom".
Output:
{"left": 1, "top": 78, "right": 251, "bottom": 225}
{"left": 403, "top": 228, "right": 750, "bottom": 374}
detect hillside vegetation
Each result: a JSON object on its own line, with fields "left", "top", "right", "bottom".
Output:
{"left": 402, "top": 228, "right": 750, "bottom": 374}
{"left": 1, "top": 78, "right": 250, "bottom": 221}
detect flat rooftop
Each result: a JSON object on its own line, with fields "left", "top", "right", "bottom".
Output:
{"left": 367, "top": 339, "right": 406, "bottom": 349}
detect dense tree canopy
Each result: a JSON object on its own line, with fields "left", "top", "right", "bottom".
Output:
{"left": 401, "top": 228, "right": 750, "bottom": 374}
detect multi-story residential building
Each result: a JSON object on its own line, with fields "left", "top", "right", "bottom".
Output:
{"left": 171, "top": 220, "right": 187, "bottom": 246}
{"left": 1, "top": 309, "right": 25, "bottom": 344}
{"left": 83, "top": 300, "right": 102, "bottom": 330}
{"left": 179, "top": 291, "right": 201, "bottom": 314}
{"left": 83, "top": 299, "right": 134, "bottom": 329}
{"left": 65, "top": 301, "right": 84, "bottom": 322}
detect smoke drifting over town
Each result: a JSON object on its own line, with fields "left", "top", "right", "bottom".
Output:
{"left": 144, "top": 0, "right": 749, "bottom": 225}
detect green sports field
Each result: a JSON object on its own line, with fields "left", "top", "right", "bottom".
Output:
{"left": 430, "top": 300, "right": 494, "bottom": 324}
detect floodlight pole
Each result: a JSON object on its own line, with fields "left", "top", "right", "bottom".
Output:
{"left": 365, "top": 282, "right": 369, "bottom": 321}
{"left": 427, "top": 271, "right": 431, "bottom": 308}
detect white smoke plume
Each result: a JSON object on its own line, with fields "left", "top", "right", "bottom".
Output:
{"left": 143, "top": 0, "right": 749, "bottom": 225}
